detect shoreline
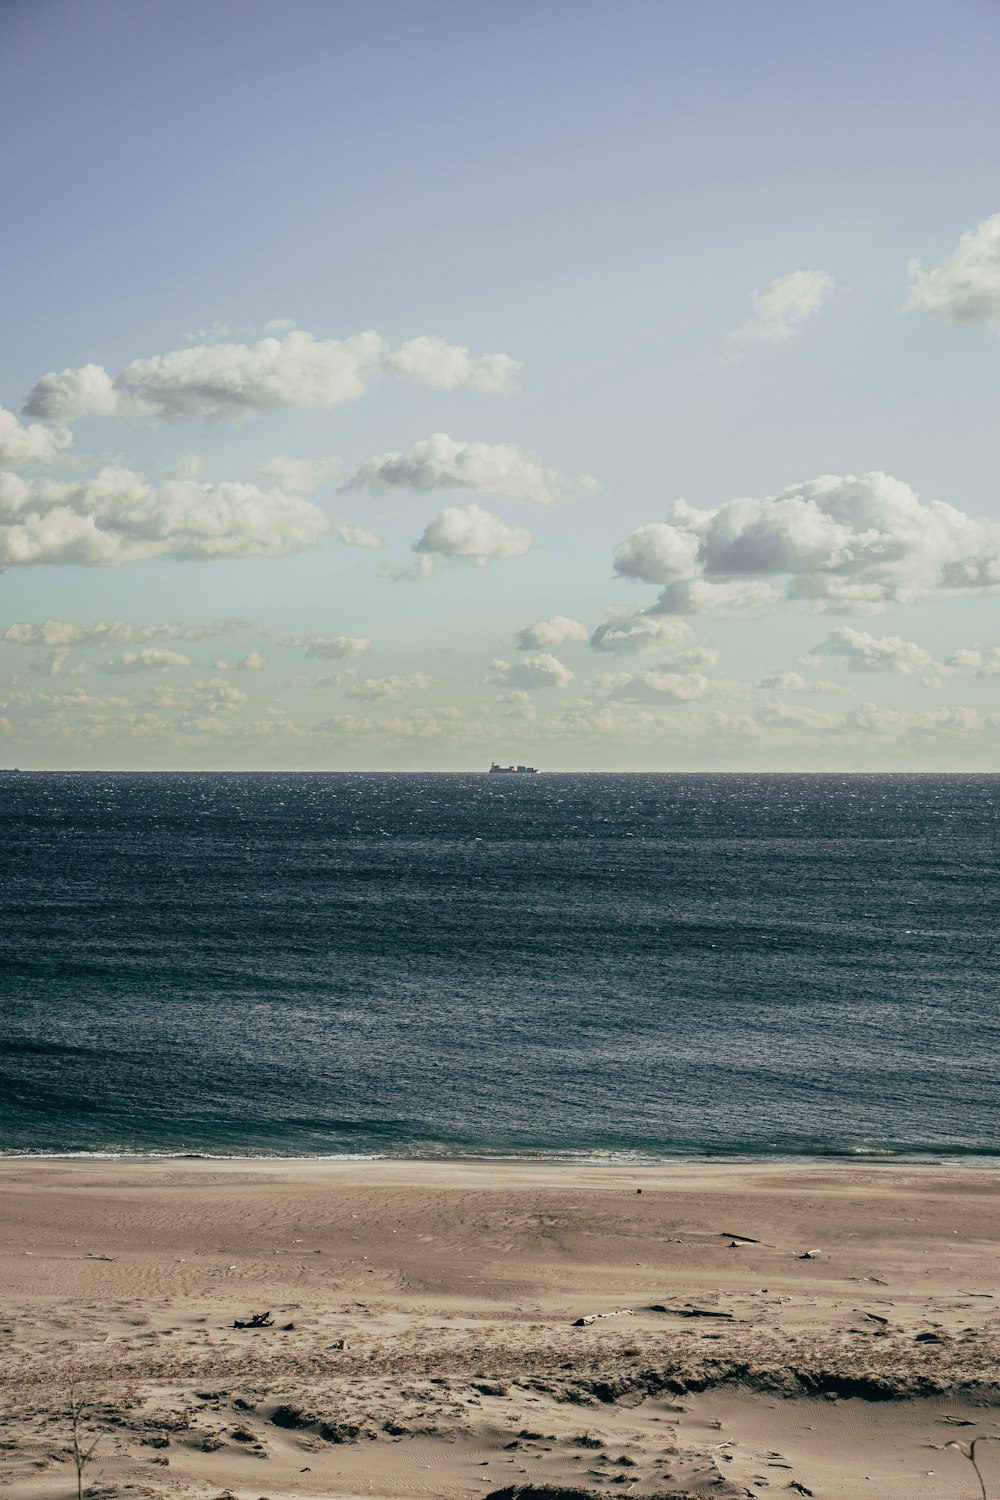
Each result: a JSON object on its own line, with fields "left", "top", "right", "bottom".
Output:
{"left": 4, "top": 1146, "right": 1000, "bottom": 1167}
{"left": 3, "top": 1158, "right": 1000, "bottom": 1498}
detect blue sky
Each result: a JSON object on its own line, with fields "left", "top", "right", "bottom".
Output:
{"left": 3, "top": 0, "right": 1000, "bottom": 768}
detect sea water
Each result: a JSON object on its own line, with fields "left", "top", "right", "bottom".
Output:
{"left": 1, "top": 771, "right": 998, "bottom": 1162}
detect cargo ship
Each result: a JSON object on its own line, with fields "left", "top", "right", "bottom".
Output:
{"left": 489, "top": 761, "right": 538, "bottom": 774}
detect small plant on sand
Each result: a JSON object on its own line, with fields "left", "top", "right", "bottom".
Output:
{"left": 947, "top": 1437, "right": 999, "bottom": 1500}
{"left": 67, "top": 1381, "right": 103, "bottom": 1500}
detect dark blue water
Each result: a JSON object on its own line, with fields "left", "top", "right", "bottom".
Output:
{"left": 1, "top": 772, "right": 999, "bottom": 1162}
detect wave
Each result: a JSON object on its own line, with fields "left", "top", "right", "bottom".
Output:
{"left": 4, "top": 1141, "right": 1000, "bottom": 1166}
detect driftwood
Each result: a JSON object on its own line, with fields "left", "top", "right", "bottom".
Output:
{"left": 572, "top": 1309, "right": 634, "bottom": 1326}
{"left": 649, "top": 1303, "right": 734, "bottom": 1319}
{"left": 233, "top": 1311, "right": 273, "bottom": 1329}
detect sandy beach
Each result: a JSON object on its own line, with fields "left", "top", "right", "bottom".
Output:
{"left": 2, "top": 1158, "right": 999, "bottom": 1500}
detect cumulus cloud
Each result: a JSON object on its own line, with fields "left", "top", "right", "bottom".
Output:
{"left": 27, "top": 648, "right": 87, "bottom": 678}
{"left": 333, "top": 521, "right": 384, "bottom": 549}
{"left": 612, "top": 472, "right": 1000, "bottom": 614}
{"left": 24, "top": 330, "right": 519, "bottom": 423}
{"left": 731, "top": 269, "right": 836, "bottom": 343}
{"left": 647, "top": 578, "right": 782, "bottom": 614}
{"left": 0, "top": 407, "right": 73, "bottom": 468}
{"left": 933, "top": 646, "right": 1000, "bottom": 679}
{"left": 594, "top": 669, "right": 710, "bottom": 703}
{"left": 318, "top": 706, "right": 465, "bottom": 738}
{"left": 760, "top": 700, "right": 842, "bottom": 731}
{"left": 414, "top": 503, "right": 533, "bottom": 563}
{"left": 320, "top": 713, "right": 375, "bottom": 734}
{"left": 488, "top": 654, "right": 573, "bottom": 690}
{"left": 757, "top": 670, "right": 842, "bottom": 693}
{"left": 289, "top": 635, "right": 372, "bottom": 661}
{"left": 349, "top": 433, "right": 563, "bottom": 505}
{"left": 379, "top": 707, "right": 465, "bottom": 738}
{"left": 945, "top": 647, "right": 984, "bottom": 672}
{"left": 823, "top": 626, "right": 934, "bottom": 675}
{"left": 514, "top": 615, "right": 589, "bottom": 650}
{"left": 22, "top": 363, "right": 118, "bottom": 421}
{"left": 213, "top": 651, "right": 266, "bottom": 671}
{"left": 161, "top": 452, "right": 203, "bottom": 481}
{"left": 588, "top": 614, "right": 698, "bottom": 655}
{"left": 102, "top": 648, "right": 192, "bottom": 674}
{"left": 152, "top": 677, "right": 249, "bottom": 713}
{"left": 905, "top": 213, "right": 1000, "bottom": 330}
{"left": 377, "top": 554, "right": 437, "bottom": 582}
{"left": 259, "top": 454, "right": 342, "bottom": 492}
{"left": 846, "top": 702, "right": 987, "bottom": 736}
{"left": 344, "top": 673, "right": 433, "bottom": 702}
{"left": 383, "top": 336, "right": 520, "bottom": 393}
{"left": 3, "top": 617, "right": 242, "bottom": 648}
{"left": 0, "top": 468, "right": 329, "bottom": 566}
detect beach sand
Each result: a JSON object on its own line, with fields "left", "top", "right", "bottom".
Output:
{"left": 2, "top": 1159, "right": 999, "bottom": 1500}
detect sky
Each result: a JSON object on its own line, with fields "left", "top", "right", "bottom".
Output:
{"left": 3, "top": 0, "right": 1000, "bottom": 770}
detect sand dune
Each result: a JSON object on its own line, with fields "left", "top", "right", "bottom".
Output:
{"left": 2, "top": 1159, "right": 999, "bottom": 1499}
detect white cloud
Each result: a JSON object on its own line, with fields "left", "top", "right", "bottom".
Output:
{"left": 260, "top": 454, "right": 342, "bottom": 492}
{"left": 344, "top": 673, "right": 433, "bottom": 702}
{"left": 488, "top": 653, "right": 573, "bottom": 690}
{"left": 595, "top": 668, "right": 710, "bottom": 703}
{"left": 0, "top": 406, "right": 73, "bottom": 468}
{"left": 349, "top": 432, "right": 563, "bottom": 505}
{"left": 558, "top": 700, "right": 658, "bottom": 736}
{"left": 102, "top": 648, "right": 192, "bottom": 674}
{"left": 760, "top": 699, "right": 842, "bottom": 731}
{"left": 0, "top": 467, "right": 329, "bottom": 566}
{"left": 24, "top": 330, "right": 520, "bottom": 422}
{"left": 177, "top": 714, "right": 233, "bottom": 735}
{"left": 383, "top": 336, "right": 520, "bottom": 393}
{"left": 214, "top": 650, "right": 266, "bottom": 670}
{"left": 514, "top": 615, "right": 589, "bottom": 650}
{"left": 707, "top": 710, "right": 763, "bottom": 736}
{"left": 320, "top": 713, "right": 375, "bottom": 734}
{"left": 905, "top": 213, "right": 1000, "bottom": 330}
{"left": 588, "top": 614, "right": 697, "bottom": 654}
{"left": 940, "top": 646, "right": 1000, "bottom": 678}
{"left": 161, "top": 452, "right": 203, "bottom": 481}
{"left": 944, "top": 647, "right": 984, "bottom": 672}
{"left": 612, "top": 472, "right": 1000, "bottom": 613}
{"left": 846, "top": 702, "right": 985, "bottom": 736}
{"left": 333, "top": 521, "right": 384, "bottom": 549}
{"left": 646, "top": 578, "right": 782, "bottom": 614}
{"left": 290, "top": 635, "right": 372, "bottom": 661}
{"left": 414, "top": 503, "right": 533, "bottom": 562}
{"left": 379, "top": 707, "right": 466, "bottom": 738}
{"left": 27, "top": 648, "right": 85, "bottom": 678}
{"left": 3, "top": 618, "right": 242, "bottom": 648}
{"left": 731, "top": 269, "right": 836, "bottom": 343}
{"left": 757, "top": 671, "right": 842, "bottom": 693}
{"left": 318, "top": 707, "right": 466, "bottom": 738}
{"left": 377, "top": 554, "right": 437, "bottom": 582}
{"left": 153, "top": 677, "right": 249, "bottom": 713}
{"left": 823, "top": 626, "right": 934, "bottom": 675}
{"left": 22, "top": 363, "right": 117, "bottom": 421}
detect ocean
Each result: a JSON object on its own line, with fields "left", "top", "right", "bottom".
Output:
{"left": 1, "top": 771, "right": 998, "bottom": 1163}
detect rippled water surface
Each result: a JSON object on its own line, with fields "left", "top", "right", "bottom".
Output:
{"left": 2, "top": 771, "right": 998, "bottom": 1160}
